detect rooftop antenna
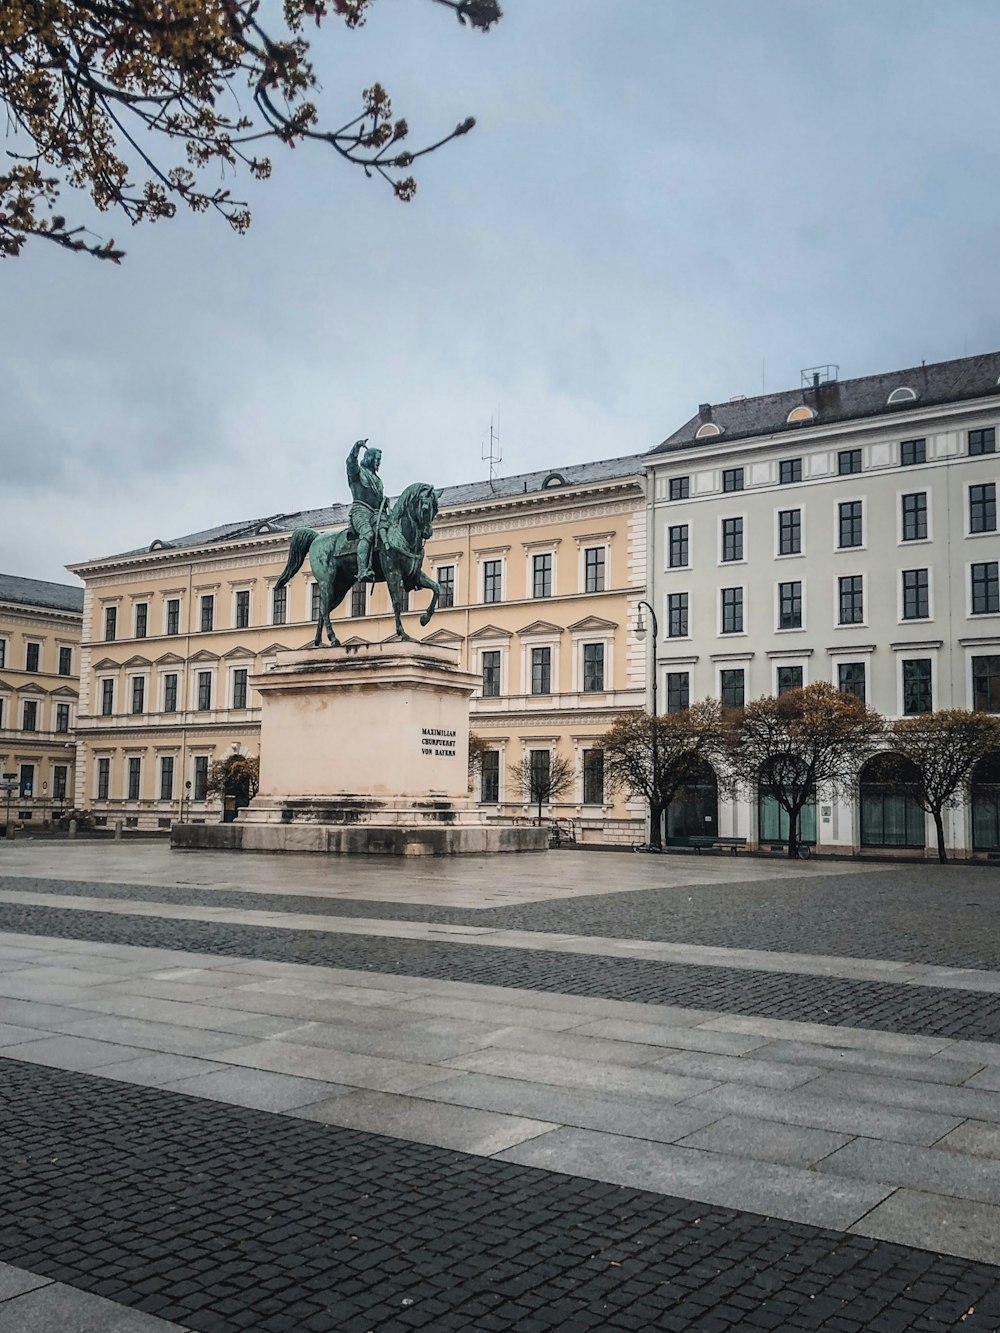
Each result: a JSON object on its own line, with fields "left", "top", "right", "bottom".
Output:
{"left": 482, "top": 411, "right": 502, "bottom": 492}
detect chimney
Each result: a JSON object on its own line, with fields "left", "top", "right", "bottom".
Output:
{"left": 698, "top": 403, "right": 712, "bottom": 423}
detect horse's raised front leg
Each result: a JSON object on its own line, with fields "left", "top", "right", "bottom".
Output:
{"left": 417, "top": 570, "right": 441, "bottom": 628}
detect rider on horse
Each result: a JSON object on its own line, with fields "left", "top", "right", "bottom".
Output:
{"left": 346, "top": 439, "right": 385, "bottom": 583}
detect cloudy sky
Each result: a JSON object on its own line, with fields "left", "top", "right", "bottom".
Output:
{"left": 5, "top": 0, "right": 1000, "bottom": 584}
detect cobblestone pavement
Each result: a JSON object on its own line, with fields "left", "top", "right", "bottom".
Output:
{"left": 4, "top": 862, "right": 1000, "bottom": 967}
{"left": 3, "top": 1057, "right": 999, "bottom": 1333}
{"left": 2, "top": 899, "right": 1000, "bottom": 1040}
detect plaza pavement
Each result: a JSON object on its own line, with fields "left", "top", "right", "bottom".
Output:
{"left": 1, "top": 842, "right": 1000, "bottom": 1330}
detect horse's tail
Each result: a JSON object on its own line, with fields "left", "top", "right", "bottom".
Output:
{"left": 274, "top": 528, "right": 317, "bottom": 590}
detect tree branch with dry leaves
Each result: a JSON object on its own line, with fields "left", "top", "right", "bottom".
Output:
{"left": 0, "top": 0, "right": 502, "bottom": 261}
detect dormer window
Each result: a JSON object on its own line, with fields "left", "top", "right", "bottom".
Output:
{"left": 786, "top": 405, "right": 816, "bottom": 424}
{"left": 887, "top": 387, "right": 918, "bottom": 405}
{"left": 695, "top": 422, "right": 723, "bottom": 439}
{"left": 542, "top": 473, "right": 567, "bottom": 488}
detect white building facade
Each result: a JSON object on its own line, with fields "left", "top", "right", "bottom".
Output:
{"left": 645, "top": 353, "right": 1000, "bottom": 858}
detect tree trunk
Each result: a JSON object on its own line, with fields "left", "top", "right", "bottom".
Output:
{"left": 649, "top": 804, "right": 663, "bottom": 850}
{"left": 786, "top": 807, "right": 799, "bottom": 859}
{"left": 537, "top": 793, "right": 543, "bottom": 824}
{"left": 932, "top": 808, "right": 948, "bottom": 864}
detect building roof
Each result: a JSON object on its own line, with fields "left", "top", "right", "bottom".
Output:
{"left": 0, "top": 573, "right": 84, "bottom": 614}
{"left": 108, "top": 453, "right": 645, "bottom": 560}
{"left": 652, "top": 351, "right": 1000, "bottom": 454}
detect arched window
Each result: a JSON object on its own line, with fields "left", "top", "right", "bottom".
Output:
{"left": 148, "top": 539, "right": 174, "bottom": 551}
{"left": 887, "top": 387, "right": 918, "bottom": 405}
{"left": 786, "top": 405, "right": 816, "bottom": 424}
{"left": 542, "top": 473, "right": 566, "bottom": 488}
{"left": 859, "top": 754, "right": 924, "bottom": 848}
{"left": 757, "top": 760, "right": 816, "bottom": 845}
{"left": 666, "top": 759, "right": 719, "bottom": 845}
{"left": 695, "top": 422, "right": 723, "bottom": 439}
{"left": 971, "top": 751, "right": 1000, "bottom": 850}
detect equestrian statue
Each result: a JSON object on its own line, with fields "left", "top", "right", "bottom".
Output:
{"left": 274, "top": 440, "right": 442, "bottom": 646}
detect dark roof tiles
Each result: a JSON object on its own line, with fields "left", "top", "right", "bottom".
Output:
{"left": 0, "top": 573, "right": 84, "bottom": 614}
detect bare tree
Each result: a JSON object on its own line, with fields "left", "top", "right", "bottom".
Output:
{"left": 1, "top": 0, "right": 501, "bottom": 261}
{"left": 467, "top": 733, "right": 490, "bottom": 792}
{"left": 206, "top": 752, "right": 260, "bottom": 812}
{"left": 726, "top": 683, "right": 883, "bottom": 859}
{"left": 508, "top": 749, "right": 574, "bottom": 824}
{"left": 888, "top": 710, "right": 1000, "bottom": 863}
{"left": 600, "top": 701, "right": 726, "bottom": 850}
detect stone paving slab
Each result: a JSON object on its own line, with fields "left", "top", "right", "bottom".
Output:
{"left": 496, "top": 1126, "right": 896, "bottom": 1232}
{"left": 572, "top": 1016, "right": 772, "bottom": 1054}
{"left": 818, "top": 1136, "right": 1000, "bottom": 1207}
{"left": 440, "top": 1046, "right": 720, "bottom": 1100}
{"left": 939, "top": 1120, "right": 1000, "bottom": 1159}
{"left": 849, "top": 1188, "right": 1000, "bottom": 1266}
{"left": 293, "top": 1088, "right": 559, "bottom": 1155}
{"left": 93, "top": 1052, "right": 229, "bottom": 1087}
{"left": 0, "top": 1274, "right": 190, "bottom": 1331}
{"left": 0, "top": 1034, "right": 155, "bottom": 1072}
{"left": 651, "top": 1047, "right": 825, "bottom": 1089}
{"left": 746, "top": 1037, "right": 986, "bottom": 1085}
{"left": 209, "top": 1037, "right": 460, "bottom": 1094}
{"left": 674, "top": 1114, "right": 852, "bottom": 1168}
{"left": 0, "top": 1262, "right": 49, "bottom": 1301}
{"left": 805, "top": 1070, "right": 1000, "bottom": 1123}
{"left": 163, "top": 1065, "right": 348, "bottom": 1112}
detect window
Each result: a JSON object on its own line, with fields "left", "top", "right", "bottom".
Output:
{"left": 437, "top": 566, "right": 455, "bottom": 609}
{"left": 0, "top": 698, "right": 4, "bottom": 728}
{"left": 166, "top": 598, "right": 180, "bottom": 635}
{"left": 667, "top": 592, "right": 688, "bottom": 638}
{"left": 532, "top": 553, "right": 552, "bottom": 599}
{"left": 721, "top": 517, "right": 743, "bottom": 562}
{"left": 902, "top": 568, "right": 929, "bottom": 620}
{"left": 232, "top": 668, "right": 248, "bottom": 709}
{"left": 104, "top": 606, "right": 117, "bottom": 641}
{"left": 779, "top": 459, "right": 802, "bottom": 485}
{"left": 839, "top": 575, "right": 864, "bottom": 625}
{"left": 481, "top": 650, "right": 501, "bottom": 698}
{"left": 777, "top": 665, "right": 803, "bottom": 695}
{"left": 310, "top": 584, "right": 321, "bottom": 620}
{"left": 529, "top": 750, "right": 551, "bottom": 803}
{"left": 193, "top": 755, "right": 209, "bottom": 801}
{"left": 583, "top": 749, "right": 604, "bottom": 805}
{"left": 131, "top": 677, "right": 145, "bottom": 714}
{"left": 0, "top": 641, "right": 5, "bottom": 668}
{"left": 720, "top": 669, "right": 745, "bottom": 708}
{"left": 838, "top": 448, "right": 862, "bottom": 476}
{"left": 350, "top": 582, "right": 367, "bottom": 617}
{"left": 197, "top": 671, "right": 212, "bottom": 711}
{"left": 969, "top": 427, "right": 996, "bottom": 456}
{"left": 669, "top": 476, "right": 689, "bottom": 501}
{"left": 480, "top": 750, "right": 500, "bottom": 804}
{"left": 903, "top": 659, "right": 933, "bottom": 714}
{"left": 970, "top": 484, "right": 997, "bottom": 534}
{"left": 900, "top": 438, "right": 926, "bottom": 467}
{"left": 722, "top": 467, "right": 744, "bottom": 493}
{"left": 666, "top": 671, "right": 690, "bottom": 712}
{"left": 25, "top": 642, "right": 39, "bottom": 672}
{"left": 778, "top": 581, "right": 802, "bottom": 629}
{"left": 135, "top": 603, "right": 148, "bottom": 638}
{"left": 127, "top": 757, "right": 141, "bottom": 801}
{"left": 271, "top": 587, "right": 287, "bottom": 626}
{"left": 973, "top": 656, "right": 1000, "bottom": 712}
{"left": 58, "top": 646, "right": 72, "bottom": 676}
{"left": 721, "top": 587, "right": 743, "bottom": 634}
{"left": 584, "top": 547, "right": 606, "bottom": 593}
{"left": 483, "top": 560, "right": 502, "bottom": 604}
{"left": 235, "top": 590, "right": 250, "bottom": 628}
{"left": 838, "top": 661, "right": 866, "bottom": 703}
{"left": 901, "top": 492, "right": 928, "bottom": 542}
{"left": 838, "top": 500, "right": 863, "bottom": 548}
{"left": 101, "top": 679, "right": 114, "bottom": 715}
{"left": 19, "top": 763, "right": 34, "bottom": 798}
{"left": 160, "top": 756, "right": 174, "bottom": 801}
{"left": 97, "top": 758, "right": 110, "bottom": 801}
{"left": 200, "top": 595, "right": 214, "bottom": 632}
{"left": 668, "top": 525, "right": 689, "bottom": 568}
{"left": 52, "top": 766, "right": 67, "bottom": 802}
{"left": 972, "top": 562, "right": 1000, "bottom": 615}
{"left": 55, "top": 703, "right": 70, "bottom": 733}
{"left": 777, "top": 509, "right": 801, "bottom": 557}
{"left": 163, "top": 674, "right": 178, "bottom": 713}
{"left": 22, "top": 700, "right": 37, "bottom": 732}
{"left": 530, "top": 647, "right": 551, "bottom": 695}
{"left": 583, "top": 643, "right": 605, "bottom": 693}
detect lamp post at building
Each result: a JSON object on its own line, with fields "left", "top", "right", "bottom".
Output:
{"left": 634, "top": 601, "right": 661, "bottom": 849}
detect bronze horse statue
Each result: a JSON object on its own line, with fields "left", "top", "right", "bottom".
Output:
{"left": 274, "top": 482, "right": 442, "bottom": 646}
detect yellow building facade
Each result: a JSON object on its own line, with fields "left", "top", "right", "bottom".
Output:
{"left": 69, "top": 456, "right": 648, "bottom": 842}
{"left": 0, "top": 574, "right": 82, "bottom": 828}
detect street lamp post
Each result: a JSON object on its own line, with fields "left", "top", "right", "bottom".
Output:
{"left": 635, "top": 600, "right": 661, "bottom": 849}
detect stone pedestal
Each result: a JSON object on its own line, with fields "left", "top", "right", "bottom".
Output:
{"left": 172, "top": 641, "right": 547, "bottom": 856}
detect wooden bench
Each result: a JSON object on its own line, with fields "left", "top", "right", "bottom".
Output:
{"left": 688, "top": 835, "right": 748, "bottom": 856}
